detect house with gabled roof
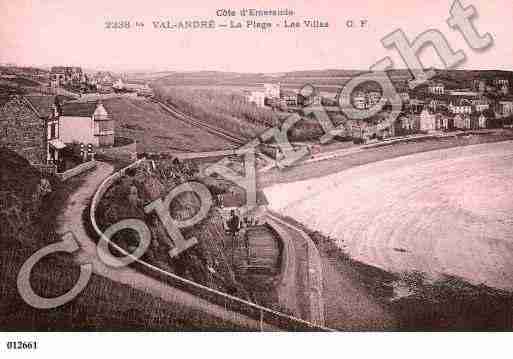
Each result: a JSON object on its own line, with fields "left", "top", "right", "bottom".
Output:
{"left": 428, "top": 82, "right": 445, "bottom": 95}
{"left": 59, "top": 100, "right": 114, "bottom": 147}
{"left": 0, "top": 95, "right": 64, "bottom": 165}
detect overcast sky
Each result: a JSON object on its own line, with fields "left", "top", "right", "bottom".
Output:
{"left": 0, "top": 0, "right": 511, "bottom": 72}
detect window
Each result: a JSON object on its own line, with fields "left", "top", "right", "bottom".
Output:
{"left": 50, "top": 123, "right": 56, "bottom": 139}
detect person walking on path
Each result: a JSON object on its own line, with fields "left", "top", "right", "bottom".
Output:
{"left": 227, "top": 210, "right": 240, "bottom": 264}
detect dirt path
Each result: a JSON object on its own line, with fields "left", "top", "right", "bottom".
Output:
{"left": 55, "top": 161, "right": 114, "bottom": 236}
{"left": 55, "top": 161, "right": 276, "bottom": 330}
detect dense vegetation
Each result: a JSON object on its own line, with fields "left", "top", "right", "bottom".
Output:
{"left": 95, "top": 159, "right": 250, "bottom": 298}
{"left": 0, "top": 149, "right": 54, "bottom": 244}
{"left": 153, "top": 85, "right": 280, "bottom": 140}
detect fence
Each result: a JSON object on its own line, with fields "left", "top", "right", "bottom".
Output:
{"left": 89, "top": 159, "right": 332, "bottom": 331}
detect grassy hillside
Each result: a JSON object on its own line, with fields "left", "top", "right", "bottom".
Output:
{"left": 0, "top": 149, "right": 47, "bottom": 244}
{"left": 102, "top": 97, "right": 235, "bottom": 153}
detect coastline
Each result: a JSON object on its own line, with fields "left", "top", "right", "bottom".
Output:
{"left": 275, "top": 213, "right": 513, "bottom": 331}
{"left": 262, "top": 131, "right": 513, "bottom": 330}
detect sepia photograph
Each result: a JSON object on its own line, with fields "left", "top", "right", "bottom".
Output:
{"left": 0, "top": 0, "right": 512, "bottom": 356}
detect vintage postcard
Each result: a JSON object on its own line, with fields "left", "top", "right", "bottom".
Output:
{"left": 0, "top": 0, "right": 512, "bottom": 356}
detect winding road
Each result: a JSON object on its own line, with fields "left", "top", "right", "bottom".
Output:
{"left": 264, "top": 141, "right": 513, "bottom": 291}
{"left": 55, "top": 161, "right": 286, "bottom": 330}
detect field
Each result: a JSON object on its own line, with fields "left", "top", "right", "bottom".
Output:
{"left": 264, "top": 140, "right": 513, "bottom": 292}
{"left": 150, "top": 68, "right": 513, "bottom": 98}
{"left": 102, "top": 97, "right": 235, "bottom": 153}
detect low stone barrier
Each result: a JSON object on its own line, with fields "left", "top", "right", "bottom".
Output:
{"left": 267, "top": 214, "right": 325, "bottom": 327}
{"left": 56, "top": 160, "right": 96, "bottom": 181}
{"left": 265, "top": 218, "right": 299, "bottom": 315}
{"left": 95, "top": 137, "right": 137, "bottom": 163}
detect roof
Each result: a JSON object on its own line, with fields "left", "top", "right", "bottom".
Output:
{"left": 60, "top": 101, "right": 98, "bottom": 117}
{"left": 24, "top": 95, "right": 56, "bottom": 118}
{"left": 93, "top": 103, "right": 109, "bottom": 118}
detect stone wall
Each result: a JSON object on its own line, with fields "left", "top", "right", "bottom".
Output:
{"left": 0, "top": 97, "right": 46, "bottom": 165}
{"left": 95, "top": 136, "right": 137, "bottom": 163}
{"left": 56, "top": 160, "right": 96, "bottom": 181}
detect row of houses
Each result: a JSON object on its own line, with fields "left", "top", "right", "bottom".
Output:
{"left": 247, "top": 79, "right": 513, "bottom": 142}
{"left": 246, "top": 83, "right": 323, "bottom": 109}
{"left": 350, "top": 90, "right": 382, "bottom": 110}
{"left": 412, "top": 109, "right": 489, "bottom": 132}
{"left": 50, "top": 66, "right": 153, "bottom": 96}
{"left": 50, "top": 67, "right": 115, "bottom": 92}
{"left": 348, "top": 108, "right": 492, "bottom": 142}
{"left": 0, "top": 95, "right": 114, "bottom": 167}
{"left": 429, "top": 78, "right": 510, "bottom": 96}
{"left": 407, "top": 95, "right": 513, "bottom": 118}
{"left": 50, "top": 66, "right": 84, "bottom": 86}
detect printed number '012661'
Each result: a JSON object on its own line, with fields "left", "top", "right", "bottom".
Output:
{"left": 105, "top": 21, "right": 131, "bottom": 29}
{"left": 6, "top": 341, "right": 38, "bottom": 350}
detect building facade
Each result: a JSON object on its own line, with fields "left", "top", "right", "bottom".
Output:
{"left": 420, "top": 109, "right": 436, "bottom": 132}
{"left": 50, "top": 66, "right": 83, "bottom": 87}
{"left": 59, "top": 101, "right": 114, "bottom": 147}
{"left": 478, "top": 114, "right": 487, "bottom": 128}
{"left": 449, "top": 98, "right": 473, "bottom": 114}
{"left": 428, "top": 83, "right": 445, "bottom": 95}
{"left": 0, "top": 95, "right": 62, "bottom": 165}
{"left": 263, "top": 83, "right": 281, "bottom": 99}
{"left": 247, "top": 91, "right": 266, "bottom": 107}
{"left": 494, "top": 78, "right": 509, "bottom": 89}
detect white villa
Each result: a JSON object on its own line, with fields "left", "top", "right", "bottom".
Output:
{"left": 420, "top": 109, "right": 436, "bottom": 132}
{"left": 59, "top": 101, "right": 114, "bottom": 147}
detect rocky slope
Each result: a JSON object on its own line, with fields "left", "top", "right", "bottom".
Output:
{"left": 95, "top": 159, "right": 249, "bottom": 298}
